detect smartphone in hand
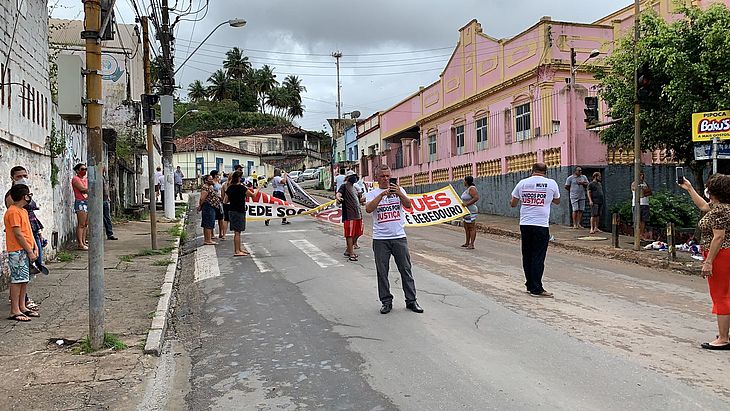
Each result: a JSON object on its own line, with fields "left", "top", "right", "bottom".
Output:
{"left": 676, "top": 166, "right": 685, "bottom": 185}
{"left": 389, "top": 178, "right": 398, "bottom": 193}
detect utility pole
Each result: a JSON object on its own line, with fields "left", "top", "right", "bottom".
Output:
{"left": 633, "top": 0, "right": 642, "bottom": 251}
{"left": 82, "top": 0, "right": 105, "bottom": 350}
{"left": 160, "top": 0, "right": 176, "bottom": 219}
{"left": 141, "top": 16, "right": 158, "bottom": 249}
{"left": 331, "top": 51, "right": 342, "bottom": 190}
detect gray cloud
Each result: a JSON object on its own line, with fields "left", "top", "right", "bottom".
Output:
{"left": 52, "top": 0, "right": 630, "bottom": 130}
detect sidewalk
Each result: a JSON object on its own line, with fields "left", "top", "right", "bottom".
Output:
{"left": 0, "top": 217, "right": 180, "bottom": 409}
{"left": 308, "top": 188, "right": 702, "bottom": 275}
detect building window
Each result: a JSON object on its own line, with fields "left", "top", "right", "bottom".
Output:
{"left": 428, "top": 134, "right": 437, "bottom": 162}
{"left": 515, "top": 102, "right": 531, "bottom": 141}
{"left": 454, "top": 125, "right": 465, "bottom": 155}
{"left": 476, "top": 117, "right": 488, "bottom": 151}
{"left": 552, "top": 120, "right": 561, "bottom": 134}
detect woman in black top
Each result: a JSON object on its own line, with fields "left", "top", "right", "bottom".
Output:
{"left": 225, "top": 170, "right": 255, "bottom": 256}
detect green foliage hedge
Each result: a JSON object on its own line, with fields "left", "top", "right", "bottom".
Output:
{"left": 611, "top": 190, "right": 699, "bottom": 229}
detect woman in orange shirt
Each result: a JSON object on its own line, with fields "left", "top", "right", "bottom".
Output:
{"left": 680, "top": 174, "right": 730, "bottom": 350}
{"left": 72, "top": 163, "right": 89, "bottom": 250}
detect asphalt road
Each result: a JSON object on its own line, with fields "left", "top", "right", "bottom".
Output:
{"left": 154, "top": 202, "right": 730, "bottom": 410}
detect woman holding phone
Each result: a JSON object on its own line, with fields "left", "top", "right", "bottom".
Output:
{"left": 679, "top": 174, "right": 730, "bottom": 350}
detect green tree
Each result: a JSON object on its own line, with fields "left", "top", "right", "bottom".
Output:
{"left": 206, "top": 69, "right": 231, "bottom": 101}
{"left": 223, "top": 47, "right": 251, "bottom": 80}
{"left": 187, "top": 80, "right": 207, "bottom": 102}
{"left": 253, "top": 65, "right": 279, "bottom": 112}
{"left": 596, "top": 4, "right": 730, "bottom": 184}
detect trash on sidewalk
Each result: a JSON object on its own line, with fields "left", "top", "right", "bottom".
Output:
{"left": 644, "top": 241, "right": 668, "bottom": 251}
{"left": 48, "top": 338, "right": 78, "bottom": 347}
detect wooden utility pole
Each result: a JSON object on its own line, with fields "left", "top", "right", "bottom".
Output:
{"left": 141, "top": 16, "right": 158, "bottom": 249}
{"left": 82, "top": 0, "right": 105, "bottom": 349}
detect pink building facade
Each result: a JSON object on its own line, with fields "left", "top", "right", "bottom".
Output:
{"left": 360, "top": 0, "right": 729, "bottom": 226}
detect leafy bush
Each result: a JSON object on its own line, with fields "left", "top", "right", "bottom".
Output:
{"left": 612, "top": 190, "right": 699, "bottom": 229}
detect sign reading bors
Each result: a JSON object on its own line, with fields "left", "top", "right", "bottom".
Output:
{"left": 692, "top": 110, "right": 730, "bottom": 142}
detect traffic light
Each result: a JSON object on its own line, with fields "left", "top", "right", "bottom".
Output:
{"left": 141, "top": 94, "right": 159, "bottom": 124}
{"left": 636, "top": 64, "right": 653, "bottom": 103}
{"left": 584, "top": 96, "right": 599, "bottom": 126}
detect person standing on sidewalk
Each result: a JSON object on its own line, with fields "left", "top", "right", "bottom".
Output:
{"left": 460, "top": 176, "right": 480, "bottom": 249}
{"left": 337, "top": 171, "right": 364, "bottom": 261}
{"left": 5, "top": 166, "right": 44, "bottom": 311}
{"left": 511, "top": 163, "right": 561, "bottom": 298}
{"left": 678, "top": 174, "right": 730, "bottom": 350}
{"left": 587, "top": 172, "right": 604, "bottom": 234}
{"left": 631, "top": 171, "right": 652, "bottom": 240}
{"left": 226, "top": 170, "right": 255, "bottom": 257}
{"left": 266, "top": 169, "right": 290, "bottom": 226}
{"left": 365, "top": 164, "right": 423, "bottom": 314}
{"left": 155, "top": 166, "right": 164, "bottom": 203}
{"left": 102, "top": 167, "right": 118, "bottom": 240}
{"left": 210, "top": 170, "right": 226, "bottom": 239}
{"left": 72, "top": 163, "right": 89, "bottom": 250}
{"left": 5, "top": 184, "right": 38, "bottom": 322}
{"left": 174, "top": 166, "right": 184, "bottom": 201}
{"left": 564, "top": 167, "right": 588, "bottom": 229}
{"left": 197, "top": 174, "right": 220, "bottom": 245}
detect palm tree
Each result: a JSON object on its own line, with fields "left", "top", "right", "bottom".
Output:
{"left": 287, "top": 100, "right": 305, "bottom": 120}
{"left": 207, "top": 69, "right": 231, "bottom": 101}
{"left": 282, "top": 75, "right": 306, "bottom": 103}
{"left": 265, "top": 86, "right": 290, "bottom": 117}
{"left": 223, "top": 47, "right": 251, "bottom": 80}
{"left": 187, "top": 80, "right": 207, "bottom": 102}
{"left": 253, "top": 65, "right": 278, "bottom": 112}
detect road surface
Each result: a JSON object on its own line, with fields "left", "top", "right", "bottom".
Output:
{"left": 144, "top": 203, "right": 730, "bottom": 410}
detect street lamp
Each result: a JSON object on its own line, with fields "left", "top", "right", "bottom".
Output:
{"left": 173, "top": 109, "right": 199, "bottom": 127}
{"left": 570, "top": 49, "right": 600, "bottom": 85}
{"left": 174, "top": 19, "right": 247, "bottom": 76}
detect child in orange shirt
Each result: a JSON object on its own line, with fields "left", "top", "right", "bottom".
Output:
{"left": 4, "top": 184, "right": 38, "bottom": 322}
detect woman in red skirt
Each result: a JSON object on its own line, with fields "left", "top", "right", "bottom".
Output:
{"left": 680, "top": 174, "right": 730, "bottom": 350}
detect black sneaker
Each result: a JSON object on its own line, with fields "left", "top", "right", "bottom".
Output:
{"left": 107, "top": 236, "right": 118, "bottom": 240}
{"left": 380, "top": 303, "right": 392, "bottom": 314}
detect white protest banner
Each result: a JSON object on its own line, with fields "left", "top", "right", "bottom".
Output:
{"left": 246, "top": 191, "right": 337, "bottom": 221}
{"left": 305, "top": 184, "right": 468, "bottom": 227}
{"left": 286, "top": 177, "right": 320, "bottom": 208}
{"left": 402, "top": 185, "right": 468, "bottom": 226}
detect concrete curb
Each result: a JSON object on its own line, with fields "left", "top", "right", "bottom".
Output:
{"left": 143, "top": 215, "right": 185, "bottom": 356}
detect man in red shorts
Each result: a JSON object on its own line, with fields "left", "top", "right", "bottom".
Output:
{"left": 336, "top": 171, "right": 364, "bottom": 261}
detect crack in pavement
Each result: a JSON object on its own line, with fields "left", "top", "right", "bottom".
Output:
{"left": 417, "top": 289, "right": 464, "bottom": 308}
{"left": 344, "top": 335, "right": 384, "bottom": 342}
{"left": 474, "top": 309, "right": 490, "bottom": 329}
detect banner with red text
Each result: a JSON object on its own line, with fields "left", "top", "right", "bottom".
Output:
{"left": 245, "top": 185, "right": 468, "bottom": 226}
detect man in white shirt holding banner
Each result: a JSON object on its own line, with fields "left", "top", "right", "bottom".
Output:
{"left": 510, "top": 163, "right": 561, "bottom": 298}
{"left": 365, "top": 164, "right": 423, "bottom": 315}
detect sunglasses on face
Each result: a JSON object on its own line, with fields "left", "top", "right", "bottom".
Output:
{"left": 79, "top": 168, "right": 87, "bottom": 171}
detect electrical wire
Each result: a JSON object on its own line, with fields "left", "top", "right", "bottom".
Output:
{"left": 176, "top": 0, "right": 201, "bottom": 81}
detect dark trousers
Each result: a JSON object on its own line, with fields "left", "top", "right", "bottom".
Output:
{"left": 175, "top": 183, "right": 183, "bottom": 200}
{"left": 373, "top": 238, "right": 417, "bottom": 304}
{"left": 103, "top": 200, "right": 114, "bottom": 238}
{"left": 520, "top": 225, "right": 550, "bottom": 294}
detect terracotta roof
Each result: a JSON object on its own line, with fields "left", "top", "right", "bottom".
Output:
{"left": 174, "top": 135, "right": 258, "bottom": 156}
{"left": 188, "top": 125, "right": 309, "bottom": 140}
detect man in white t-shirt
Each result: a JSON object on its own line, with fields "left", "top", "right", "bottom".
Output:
{"left": 631, "top": 171, "right": 652, "bottom": 240}
{"left": 364, "top": 164, "right": 422, "bottom": 314}
{"left": 334, "top": 167, "right": 346, "bottom": 192}
{"left": 510, "top": 162, "right": 561, "bottom": 298}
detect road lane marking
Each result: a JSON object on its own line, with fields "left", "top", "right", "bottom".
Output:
{"left": 244, "top": 242, "right": 271, "bottom": 273}
{"left": 245, "top": 229, "right": 311, "bottom": 235}
{"left": 289, "top": 239, "right": 343, "bottom": 268}
{"left": 194, "top": 245, "right": 221, "bottom": 282}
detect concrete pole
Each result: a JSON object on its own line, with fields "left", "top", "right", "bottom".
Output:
{"left": 83, "top": 0, "right": 105, "bottom": 350}
{"left": 712, "top": 137, "right": 719, "bottom": 174}
{"left": 331, "top": 51, "right": 342, "bottom": 191}
{"left": 633, "top": 0, "right": 642, "bottom": 251}
{"left": 141, "top": 17, "right": 158, "bottom": 249}
{"left": 161, "top": 0, "right": 176, "bottom": 219}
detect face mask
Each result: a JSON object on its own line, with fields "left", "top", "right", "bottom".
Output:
{"left": 13, "top": 177, "right": 30, "bottom": 187}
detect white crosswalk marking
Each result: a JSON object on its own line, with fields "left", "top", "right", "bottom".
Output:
{"left": 244, "top": 242, "right": 272, "bottom": 273}
{"left": 194, "top": 245, "right": 221, "bottom": 282}
{"left": 289, "top": 239, "right": 343, "bottom": 268}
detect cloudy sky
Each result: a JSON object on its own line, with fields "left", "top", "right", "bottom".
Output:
{"left": 50, "top": 0, "right": 630, "bottom": 131}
